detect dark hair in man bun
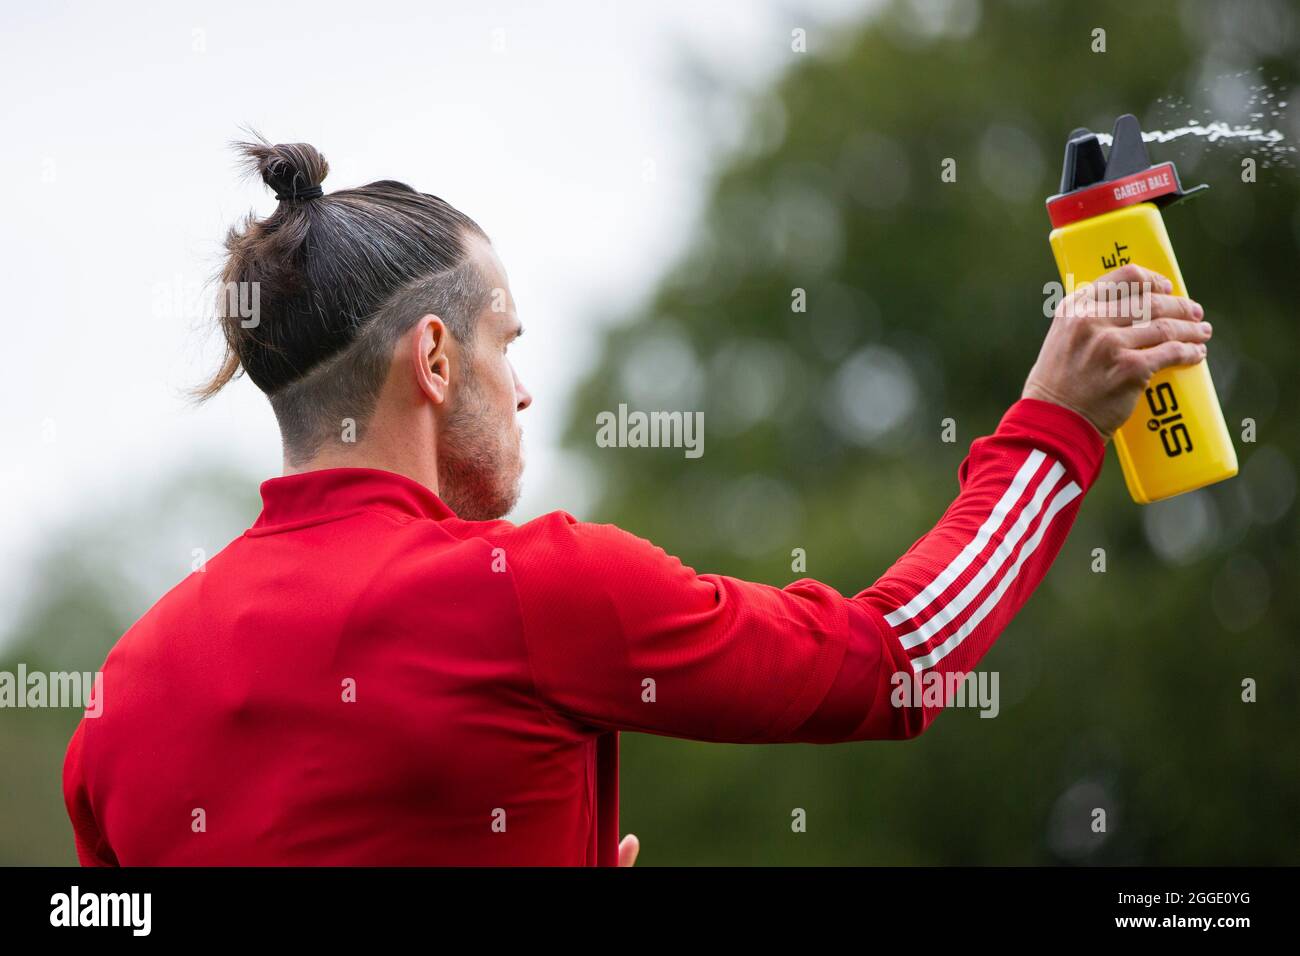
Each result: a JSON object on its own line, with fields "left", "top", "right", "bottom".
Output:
{"left": 198, "top": 131, "right": 490, "bottom": 464}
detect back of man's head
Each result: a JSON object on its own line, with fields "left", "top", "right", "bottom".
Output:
{"left": 198, "top": 135, "right": 491, "bottom": 467}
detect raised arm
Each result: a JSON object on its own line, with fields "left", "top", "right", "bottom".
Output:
{"left": 799, "top": 397, "right": 1103, "bottom": 741}
{"left": 511, "top": 265, "right": 1211, "bottom": 744}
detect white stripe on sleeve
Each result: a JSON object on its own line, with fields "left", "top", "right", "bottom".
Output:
{"left": 897, "top": 460, "right": 1065, "bottom": 650}
{"left": 883, "top": 449, "right": 1048, "bottom": 628}
{"left": 908, "top": 479, "right": 1083, "bottom": 672}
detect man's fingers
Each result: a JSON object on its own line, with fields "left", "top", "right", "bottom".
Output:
{"left": 1061, "top": 268, "right": 1183, "bottom": 324}
{"left": 618, "top": 833, "right": 640, "bottom": 867}
{"left": 1130, "top": 340, "right": 1207, "bottom": 377}
{"left": 1095, "top": 263, "right": 1171, "bottom": 293}
{"left": 1072, "top": 290, "right": 1202, "bottom": 327}
{"left": 1086, "top": 264, "right": 1172, "bottom": 305}
{"left": 1144, "top": 293, "right": 1204, "bottom": 323}
{"left": 1114, "top": 315, "right": 1212, "bottom": 350}
{"left": 1092, "top": 290, "right": 1201, "bottom": 327}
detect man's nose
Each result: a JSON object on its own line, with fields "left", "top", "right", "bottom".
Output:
{"left": 516, "top": 381, "right": 533, "bottom": 413}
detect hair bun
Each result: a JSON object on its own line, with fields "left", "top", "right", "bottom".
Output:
{"left": 235, "top": 135, "right": 329, "bottom": 203}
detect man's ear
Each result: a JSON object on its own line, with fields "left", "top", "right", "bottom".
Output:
{"left": 411, "top": 314, "right": 451, "bottom": 405}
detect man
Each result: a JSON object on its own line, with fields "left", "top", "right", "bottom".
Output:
{"left": 63, "top": 139, "right": 1213, "bottom": 866}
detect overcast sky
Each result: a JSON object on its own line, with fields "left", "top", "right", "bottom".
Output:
{"left": 0, "top": 0, "right": 874, "bottom": 633}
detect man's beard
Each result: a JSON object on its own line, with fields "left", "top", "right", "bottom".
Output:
{"left": 438, "top": 371, "right": 523, "bottom": 521}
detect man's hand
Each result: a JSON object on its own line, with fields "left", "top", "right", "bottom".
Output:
{"left": 1023, "top": 264, "right": 1212, "bottom": 441}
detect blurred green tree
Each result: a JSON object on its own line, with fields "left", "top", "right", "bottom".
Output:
{"left": 0, "top": 466, "right": 257, "bottom": 864}
{"left": 563, "top": 0, "right": 1299, "bottom": 864}
{"left": 3, "top": 0, "right": 1295, "bottom": 869}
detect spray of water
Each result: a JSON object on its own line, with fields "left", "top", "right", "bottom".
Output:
{"left": 1095, "top": 77, "right": 1296, "bottom": 168}
{"left": 1095, "top": 121, "right": 1286, "bottom": 147}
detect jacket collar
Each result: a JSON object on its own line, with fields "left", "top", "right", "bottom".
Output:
{"left": 248, "top": 467, "right": 456, "bottom": 535}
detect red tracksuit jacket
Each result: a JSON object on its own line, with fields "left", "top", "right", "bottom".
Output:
{"left": 62, "top": 398, "right": 1104, "bottom": 865}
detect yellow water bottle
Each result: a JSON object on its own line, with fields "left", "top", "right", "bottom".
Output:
{"left": 1046, "top": 114, "right": 1238, "bottom": 504}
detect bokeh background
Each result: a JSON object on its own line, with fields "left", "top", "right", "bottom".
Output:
{"left": 1, "top": 0, "right": 1296, "bottom": 865}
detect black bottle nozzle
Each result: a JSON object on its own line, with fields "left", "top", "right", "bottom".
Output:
{"left": 1047, "top": 113, "right": 1208, "bottom": 227}
{"left": 1103, "top": 114, "right": 1153, "bottom": 180}
{"left": 1059, "top": 127, "right": 1107, "bottom": 193}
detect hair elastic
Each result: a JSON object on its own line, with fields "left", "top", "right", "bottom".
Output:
{"left": 276, "top": 185, "right": 324, "bottom": 202}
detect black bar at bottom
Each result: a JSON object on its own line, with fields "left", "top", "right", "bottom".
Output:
{"left": 1, "top": 865, "right": 1287, "bottom": 941}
